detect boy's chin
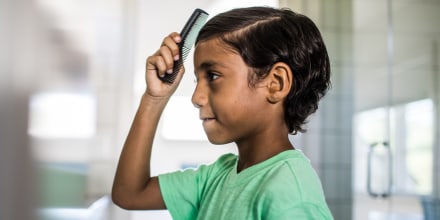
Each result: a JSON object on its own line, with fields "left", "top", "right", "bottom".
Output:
{"left": 206, "top": 136, "right": 232, "bottom": 146}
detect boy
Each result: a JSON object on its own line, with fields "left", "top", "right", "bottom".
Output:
{"left": 112, "top": 6, "right": 333, "bottom": 220}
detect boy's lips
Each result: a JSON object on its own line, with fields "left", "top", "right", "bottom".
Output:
{"left": 200, "top": 115, "right": 216, "bottom": 124}
{"left": 201, "top": 117, "right": 216, "bottom": 121}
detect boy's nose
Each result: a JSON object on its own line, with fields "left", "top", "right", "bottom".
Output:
{"left": 191, "top": 83, "right": 208, "bottom": 108}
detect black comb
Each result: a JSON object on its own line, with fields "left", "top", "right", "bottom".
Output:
{"left": 159, "top": 8, "right": 209, "bottom": 83}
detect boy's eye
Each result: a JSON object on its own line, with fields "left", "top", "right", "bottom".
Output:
{"left": 207, "top": 72, "right": 220, "bottom": 81}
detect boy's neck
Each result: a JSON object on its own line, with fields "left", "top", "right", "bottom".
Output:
{"left": 235, "top": 135, "right": 294, "bottom": 173}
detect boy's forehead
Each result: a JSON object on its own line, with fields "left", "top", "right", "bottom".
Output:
{"left": 194, "top": 38, "right": 231, "bottom": 53}
{"left": 194, "top": 38, "right": 237, "bottom": 68}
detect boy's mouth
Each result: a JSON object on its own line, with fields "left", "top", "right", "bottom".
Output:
{"left": 201, "top": 117, "right": 215, "bottom": 121}
{"left": 201, "top": 117, "right": 216, "bottom": 123}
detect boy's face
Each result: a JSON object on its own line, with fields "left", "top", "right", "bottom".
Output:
{"left": 192, "top": 38, "right": 270, "bottom": 145}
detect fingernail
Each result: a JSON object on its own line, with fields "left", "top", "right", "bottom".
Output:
{"left": 174, "top": 55, "right": 179, "bottom": 61}
{"left": 167, "top": 69, "right": 173, "bottom": 74}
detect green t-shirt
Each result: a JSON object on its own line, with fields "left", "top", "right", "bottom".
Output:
{"left": 158, "top": 150, "right": 333, "bottom": 220}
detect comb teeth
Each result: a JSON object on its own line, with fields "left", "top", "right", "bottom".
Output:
{"left": 160, "top": 9, "right": 209, "bottom": 84}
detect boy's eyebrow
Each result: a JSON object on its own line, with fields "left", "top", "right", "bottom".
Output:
{"left": 196, "top": 60, "right": 227, "bottom": 72}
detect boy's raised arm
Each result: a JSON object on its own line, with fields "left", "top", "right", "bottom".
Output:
{"left": 111, "top": 32, "right": 183, "bottom": 210}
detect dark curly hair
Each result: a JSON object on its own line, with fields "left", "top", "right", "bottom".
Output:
{"left": 196, "top": 7, "right": 331, "bottom": 134}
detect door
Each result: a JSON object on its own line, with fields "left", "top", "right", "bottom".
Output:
{"left": 353, "top": 100, "right": 434, "bottom": 220}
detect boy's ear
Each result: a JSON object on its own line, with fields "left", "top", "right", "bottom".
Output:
{"left": 265, "top": 62, "right": 292, "bottom": 104}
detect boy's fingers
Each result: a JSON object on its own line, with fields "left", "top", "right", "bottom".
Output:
{"left": 147, "top": 55, "right": 167, "bottom": 77}
{"left": 158, "top": 45, "right": 174, "bottom": 74}
{"left": 162, "top": 35, "right": 181, "bottom": 61}
{"left": 145, "top": 32, "right": 183, "bottom": 82}
{"left": 168, "top": 32, "right": 182, "bottom": 44}
{"left": 154, "top": 33, "right": 181, "bottom": 76}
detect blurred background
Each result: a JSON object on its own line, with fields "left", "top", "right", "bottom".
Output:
{"left": 1, "top": 0, "right": 439, "bottom": 219}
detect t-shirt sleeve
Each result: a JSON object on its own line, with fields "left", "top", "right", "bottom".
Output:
{"left": 158, "top": 167, "right": 202, "bottom": 220}
{"left": 157, "top": 153, "right": 235, "bottom": 220}
{"left": 264, "top": 153, "right": 334, "bottom": 220}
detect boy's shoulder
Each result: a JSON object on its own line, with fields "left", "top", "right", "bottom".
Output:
{"left": 207, "top": 153, "right": 237, "bottom": 172}
{"left": 260, "top": 150, "right": 327, "bottom": 203}
{"left": 216, "top": 153, "right": 237, "bottom": 163}
{"left": 267, "top": 150, "right": 321, "bottom": 187}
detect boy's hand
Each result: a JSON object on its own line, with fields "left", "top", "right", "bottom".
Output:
{"left": 145, "top": 32, "right": 184, "bottom": 99}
